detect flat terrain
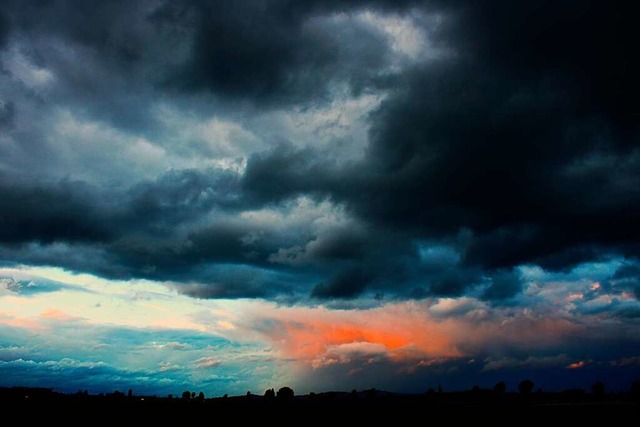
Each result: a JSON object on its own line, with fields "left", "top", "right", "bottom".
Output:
{"left": 1, "top": 388, "right": 637, "bottom": 424}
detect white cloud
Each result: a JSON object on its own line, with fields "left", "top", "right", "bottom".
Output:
{"left": 250, "top": 91, "right": 381, "bottom": 163}
{"left": 429, "top": 297, "right": 485, "bottom": 318}
{"left": 357, "top": 11, "right": 428, "bottom": 60}
{"left": 1, "top": 45, "right": 56, "bottom": 89}
{"left": 153, "top": 104, "right": 262, "bottom": 173}
{"left": 242, "top": 196, "right": 353, "bottom": 237}
{"left": 312, "top": 342, "right": 389, "bottom": 369}
{"left": 194, "top": 356, "right": 220, "bottom": 368}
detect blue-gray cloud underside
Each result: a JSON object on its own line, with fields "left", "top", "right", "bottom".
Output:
{"left": 0, "top": 0, "right": 638, "bottom": 303}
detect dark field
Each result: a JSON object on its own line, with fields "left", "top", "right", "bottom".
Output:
{"left": 2, "top": 387, "right": 637, "bottom": 424}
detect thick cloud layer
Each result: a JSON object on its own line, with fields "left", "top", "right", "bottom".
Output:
{"left": 241, "top": 0, "right": 640, "bottom": 298}
{"left": 0, "top": 0, "right": 638, "bottom": 304}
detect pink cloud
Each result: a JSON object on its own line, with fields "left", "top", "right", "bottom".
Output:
{"left": 0, "top": 312, "right": 44, "bottom": 331}
{"left": 244, "top": 300, "right": 584, "bottom": 372}
{"left": 40, "top": 309, "right": 83, "bottom": 322}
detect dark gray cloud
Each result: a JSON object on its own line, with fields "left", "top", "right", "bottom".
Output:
{"left": 0, "top": 101, "right": 14, "bottom": 129}
{"left": 610, "top": 262, "right": 640, "bottom": 298}
{"left": 0, "top": 0, "right": 638, "bottom": 302}
{"left": 241, "top": 1, "right": 640, "bottom": 296}
{"left": 0, "top": 168, "right": 264, "bottom": 284}
{"left": 482, "top": 269, "right": 523, "bottom": 301}
{"left": 0, "top": 168, "right": 242, "bottom": 245}
{"left": 0, "top": 175, "right": 112, "bottom": 244}
{"left": 177, "top": 266, "right": 301, "bottom": 299}
{"left": 312, "top": 268, "right": 370, "bottom": 299}
{"left": 243, "top": 145, "right": 338, "bottom": 203}
{"left": 2, "top": 0, "right": 168, "bottom": 134}
{"left": 153, "top": 0, "right": 435, "bottom": 102}
{"left": 0, "top": 11, "right": 8, "bottom": 49}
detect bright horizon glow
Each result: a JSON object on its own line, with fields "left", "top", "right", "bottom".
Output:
{"left": 1, "top": 263, "right": 638, "bottom": 395}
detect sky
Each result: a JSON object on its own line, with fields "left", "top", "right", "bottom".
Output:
{"left": 0, "top": 0, "right": 639, "bottom": 396}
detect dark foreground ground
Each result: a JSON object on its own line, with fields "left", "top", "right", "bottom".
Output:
{"left": 1, "top": 388, "right": 638, "bottom": 424}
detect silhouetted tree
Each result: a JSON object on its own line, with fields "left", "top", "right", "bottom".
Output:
{"left": 264, "top": 388, "right": 275, "bottom": 399}
{"left": 182, "top": 390, "right": 191, "bottom": 400}
{"left": 493, "top": 381, "right": 506, "bottom": 394}
{"left": 519, "top": 380, "right": 534, "bottom": 395}
{"left": 128, "top": 388, "right": 133, "bottom": 398}
{"left": 197, "top": 391, "right": 205, "bottom": 401}
{"left": 277, "top": 386, "right": 294, "bottom": 400}
{"left": 591, "top": 381, "right": 605, "bottom": 397}
{"left": 191, "top": 391, "right": 196, "bottom": 399}
{"left": 366, "top": 388, "right": 377, "bottom": 400}
{"left": 437, "top": 384, "right": 443, "bottom": 394}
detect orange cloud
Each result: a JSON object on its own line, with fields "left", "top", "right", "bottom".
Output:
{"left": 256, "top": 302, "right": 462, "bottom": 366}
{"left": 247, "top": 300, "right": 584, "bottom": 370}
{"left": 0, "top": 312, "right": 44, "bottom": 331}
{"left": 0, "top": 309, "right": 85, "bottom": 331}
{"left": 567, "top": 361, "right": 586, "bottom": 369}
{"left": 41, "top": 309, "right": 83, "bottom": 321}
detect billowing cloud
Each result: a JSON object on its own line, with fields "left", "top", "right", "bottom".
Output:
{"left": 0, "top": 0, "right": 638, "bottom": 395}
{"left": 1, "top": 0, "right": 638, "bottom": 303}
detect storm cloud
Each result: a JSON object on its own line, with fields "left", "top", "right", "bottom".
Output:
{"left": 0, "top": 0, "right": 639, "bottom": 305}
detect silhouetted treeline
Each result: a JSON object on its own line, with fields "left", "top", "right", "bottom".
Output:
{"left": 3, "top": 380, "right": 640, "bottom": 403}
{"left": 1, "top": 381, "right": 638, "bottom": 422}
